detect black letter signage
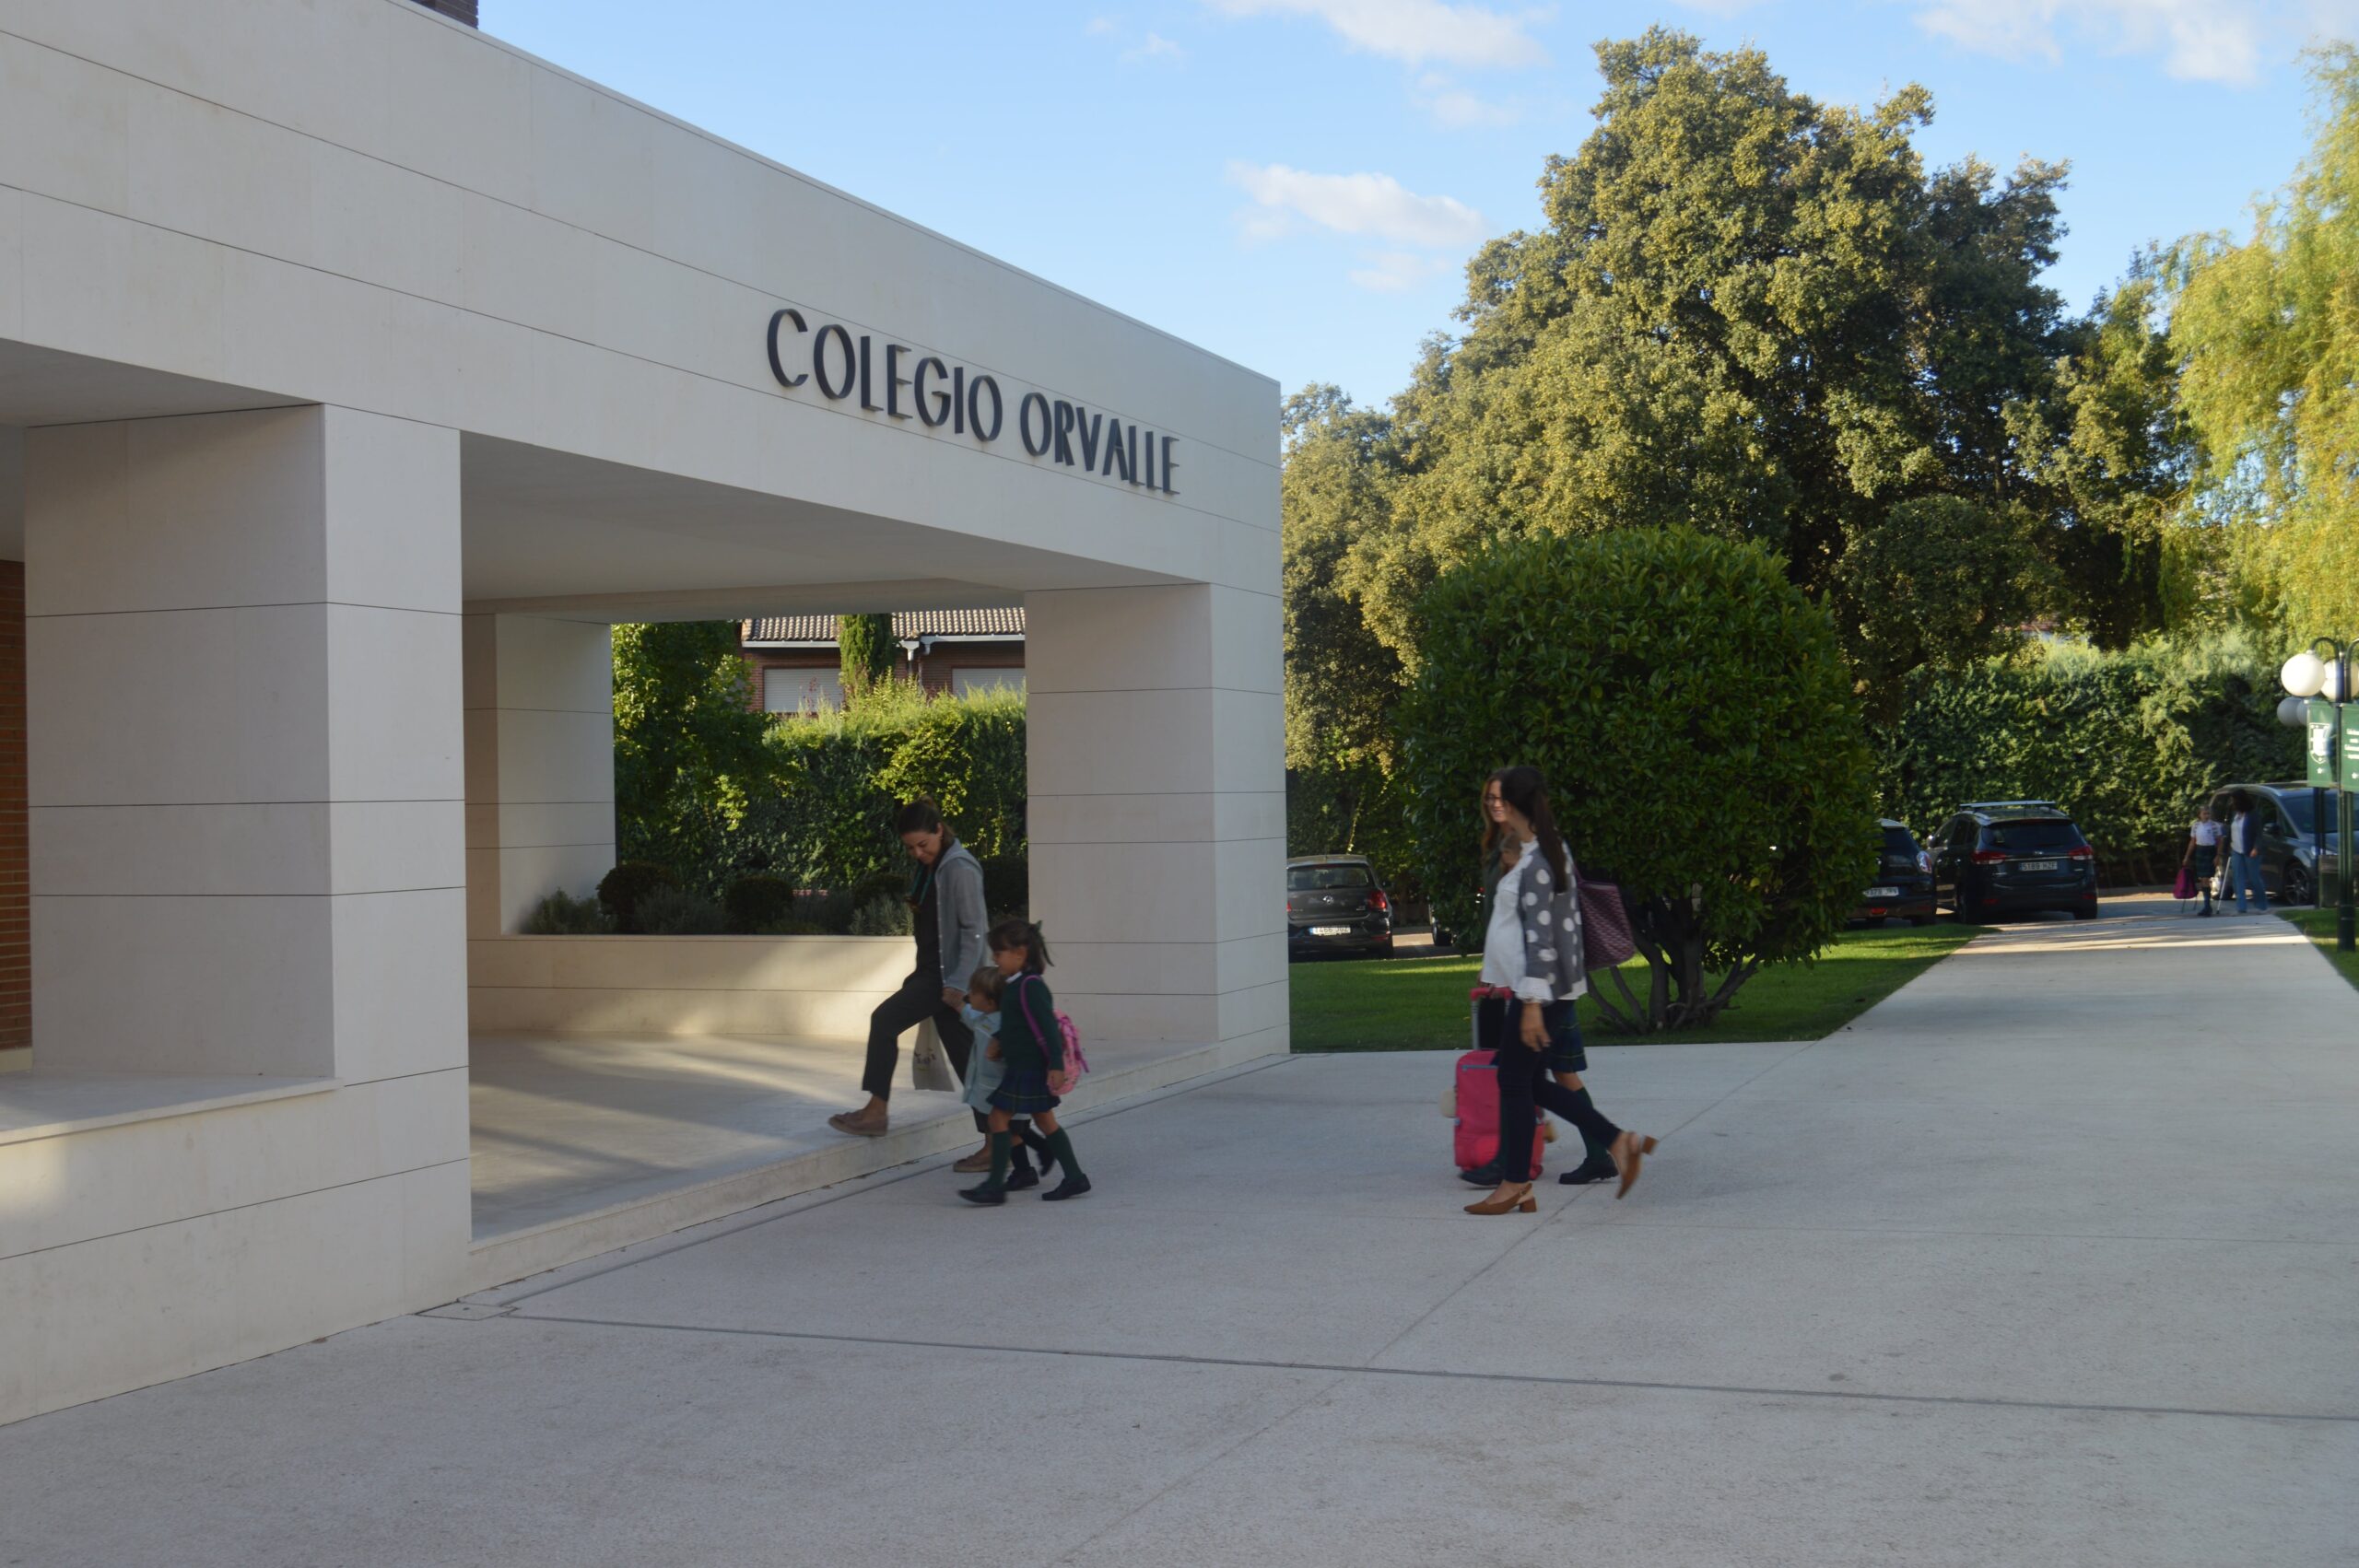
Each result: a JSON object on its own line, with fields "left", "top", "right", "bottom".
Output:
{"left": 764, "top": 308, "right": 1179, "bottom": 496}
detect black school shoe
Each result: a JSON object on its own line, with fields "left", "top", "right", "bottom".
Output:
{"left": 957, "top": 1182, "right": 1006, "bottom": 1206}
{"left": 1005, "top": 1163, "right": 1040, "bottom": 1191}
{"left": 1041, "top": 1174, "right": 1093, "bottom": 1201}
{"left": 1458, "top": 1163, "right": 1503, "bottom": 1187}
{"left": 1559, "top": 1155, "right": 1619, "bottom": 1186}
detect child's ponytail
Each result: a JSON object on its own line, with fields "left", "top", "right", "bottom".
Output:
{"left": 986, "top": 916, "right": 1051, "bottom": 975}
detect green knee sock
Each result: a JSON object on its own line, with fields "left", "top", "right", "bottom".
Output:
{"left": 1042, "top": 1129, "right": 1085, "bottom": 1181}
{"left": 987, "top": 1130, "right": 1011, "bottom": 1188}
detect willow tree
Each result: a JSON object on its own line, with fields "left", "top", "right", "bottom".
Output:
{"left": 2169, "top": 46, "right": 2359, "bottom": 639}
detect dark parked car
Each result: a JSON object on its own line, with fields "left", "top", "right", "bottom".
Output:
{"left": 1286, "top": 855, "right": 1394, "bottom": 959}
{"left": 2202, "top": 782, "right": 2342, "bottom": 906}
{"left": 1858, "top": 819, "right": 1936, "bottom": 926}
{"left": 1929, "top": 804, "right": 2099, "bottom": 922}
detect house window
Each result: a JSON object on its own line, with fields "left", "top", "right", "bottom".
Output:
{"left": 951, "top": 667, "right": 1022, "bottom": 698}
{"left": 765, "top": 666, "right": 842, "bottom": 714}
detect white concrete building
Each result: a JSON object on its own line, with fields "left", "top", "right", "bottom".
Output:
{"left": 0, "top": 0, "right": 1283, "bottom": 1425}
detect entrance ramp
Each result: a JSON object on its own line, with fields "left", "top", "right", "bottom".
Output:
{"left": 465, "top": 1032, "right": 1240, "bottom": 1293}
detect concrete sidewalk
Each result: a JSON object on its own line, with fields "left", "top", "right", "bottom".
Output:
{"left": 3, "top": 896, "right": 2353, "bottom": 1565}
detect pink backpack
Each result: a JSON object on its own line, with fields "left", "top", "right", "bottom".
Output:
{"left": 1015, "top": 975, "right": 1087, "bottom": 1080}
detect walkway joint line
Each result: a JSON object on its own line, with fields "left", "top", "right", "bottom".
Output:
{"left": 490, "top": 1311, "right": 2359, "bottom": 1425}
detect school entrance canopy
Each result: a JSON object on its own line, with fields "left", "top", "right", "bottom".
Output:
{"left": 0, "top": 0, "right": 1283, "bottom": 1425}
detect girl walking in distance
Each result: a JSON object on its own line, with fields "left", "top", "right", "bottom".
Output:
{"left": 1465, "top": 766, "right": 1655, "bottom": 1216}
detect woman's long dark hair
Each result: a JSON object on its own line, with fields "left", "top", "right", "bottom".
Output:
{"left": 1490, "top": 766, "right": 1568, "bottom": 887}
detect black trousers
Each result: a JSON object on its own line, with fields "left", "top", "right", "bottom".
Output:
{"left": 863, "top": 971, "right": 983, "bottom": 1129}
{"left": 1489, "top": 999, "right": 1621, "bottom": 1184}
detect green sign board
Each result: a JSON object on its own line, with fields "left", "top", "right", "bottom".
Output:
{"left": 2342, "top": 703, "right": 2359, "bottom": 793}
{"left": 2311, "top": 698, "right": 2341, "bottom": 789}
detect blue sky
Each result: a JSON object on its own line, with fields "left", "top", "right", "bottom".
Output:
{"left": 484, "top": 0, "right": 2357, "bottom": 409}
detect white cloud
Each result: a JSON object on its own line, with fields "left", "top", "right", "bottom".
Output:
{"left": 1903, "top": 0, "right": 2359, "bottom": 86}
{"left": 1414, "top": 72, "right": 1522, "bottom": 126}
{"left": 1203, "top": 0, "right": 1551, "bottom": 69}
{"left": 1124, "top": 30, "right": 1188, "bottom": 62}
{"left": 1086, "top": 15, "right": 1118, "bottom": 35}
{"left": 1227, "top": 161, "right": 1490, "bottom": 247}
{"left": 1348, "top": 251, "right": 1456, "bottom": 291}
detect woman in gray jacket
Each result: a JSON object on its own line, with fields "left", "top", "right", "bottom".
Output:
{"left": 829, "top": 799, "right": 1032, "bottom": 1176}
{"left": 1465, "top": 766, "right": 1656, "bottom": 1215}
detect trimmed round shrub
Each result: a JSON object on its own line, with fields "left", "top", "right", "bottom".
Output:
{"left": 636, "top": 885, "right": 729, "bottom": 935}
{"left": 723, "top": 873, "right": 799, "bottom": 933}
{"left": 1400, "top": 529, "right": 1878, "bottom": 1034}
{"left": 598, "top": 860, "right": 680, "bottom": 934}
{"left": 793, "top": 889, "right": 857, "bottom": 934}
{"left": 850, "top": 893, "right": 914, "bottom": 937}
{"left": 522, "top": 888, "right": 613, "bottom": 935}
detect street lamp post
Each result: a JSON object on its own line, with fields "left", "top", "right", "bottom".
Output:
{"left": 2281, "top": 641, "right": 2356, "bottom": 952}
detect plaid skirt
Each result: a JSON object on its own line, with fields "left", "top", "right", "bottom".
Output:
{"left": 987, "top": 1061, "right": 1061, "bottom": 1114}
{"left": 1476, "top": 994, "right": 1589, "bottom": 1075}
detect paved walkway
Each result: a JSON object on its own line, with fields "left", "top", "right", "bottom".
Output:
{"left": 3, "top": 896, "right": 2353, "bottom": 1565}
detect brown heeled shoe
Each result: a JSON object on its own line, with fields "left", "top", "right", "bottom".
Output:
{"left": 1464, "top": 1182, "right": 1537, "bottom": 1215}
{"left": 1612, "top": 1131, "right": 1658, "bottom": 1199}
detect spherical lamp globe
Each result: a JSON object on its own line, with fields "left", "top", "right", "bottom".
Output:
{"left": 2283, "top": 649, "right": 2328, "bottom": 698}
{"left": 2327, "top": 661, "right": 2348, "bottom": 703}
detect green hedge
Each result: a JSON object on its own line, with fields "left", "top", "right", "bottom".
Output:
{"left": 692, "top": 681, "right": 1027, "bottom": 899}
{"left": 1872, "top": 633, "right": 2299, "bottom": 885}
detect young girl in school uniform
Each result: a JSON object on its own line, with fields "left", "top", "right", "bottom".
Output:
{"left": 957, "top": 919, "right": 1093, "bottom": 1205}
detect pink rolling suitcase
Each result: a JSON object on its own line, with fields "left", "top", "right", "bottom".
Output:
{"left": 1449, "top": 986, "right": 1545, "bottom": 1176}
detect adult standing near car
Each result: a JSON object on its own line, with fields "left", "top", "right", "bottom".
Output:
{"left": 1465, "top": 766, "right": 1656, "bottom": 1216}
{"left": 2227, "top": 790, "right": 2270, "bottom": 915}
{"left": 2183, "top": 802, "right": 2222, "bottom": 918}
{"left": 828, "top": 800, "right": 1017, "bottom": 1175}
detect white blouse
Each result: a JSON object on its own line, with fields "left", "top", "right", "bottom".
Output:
{"left": 1479, "top": 839, "right": 1555, "bottom": 1003}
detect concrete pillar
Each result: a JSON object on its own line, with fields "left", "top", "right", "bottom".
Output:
{"left": 463, "top": 614, "right": 614, "bottom": 936}
{"left": 1024, "top": 584, "right": 1288, "bottom": 1058}
{"left": 24, "top": 406, "right": 466, "bottom": 1082}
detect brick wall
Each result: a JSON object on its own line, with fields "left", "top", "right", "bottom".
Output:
{"left": 0, "top": 560, "right": 25, "bottom": 1054}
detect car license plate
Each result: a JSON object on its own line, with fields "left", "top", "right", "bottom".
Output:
{"left": 2018, "top": 860, "right": 2059, "bottom": 872}
{"left": 1866, "top": 885, "right": 1901, "bottom": 898}
{"left": 1310, "top": 925, "right": 1352, "bottom": 937}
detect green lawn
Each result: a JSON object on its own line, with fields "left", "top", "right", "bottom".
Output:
{"left": 1289, "top": 923, "right": 1980, "bottom": 1051}
{"left": 2277, "top": 907, "right": 2359, "bottom": 994}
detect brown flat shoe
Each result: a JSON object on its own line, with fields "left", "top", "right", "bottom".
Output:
{"left": 952, "top": 1146, "right": 994, "bottom": 1173}
{"left": 827, "top": 1108, "right": 887, "bottom": 1139}
{"left": 1464, "top": 1183, "right": 1537, "bottom": 1215}
{"left": 1613, "top": 1132, "right": 1658, "bottom": 1199}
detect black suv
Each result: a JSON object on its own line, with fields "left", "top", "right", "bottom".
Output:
{"left": 1928, "top": 804, "right": 2099, "bottom": 922}
{"left": 1285, "top": 855, "right": 1394, "bottom": 959}
{"left": 1857, "top": 820, "right": 1935, "bottom": 925}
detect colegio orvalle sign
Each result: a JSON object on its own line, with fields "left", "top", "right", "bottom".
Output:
{"left": 765, "top": 309, "right": 1180, "bottom": 497}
